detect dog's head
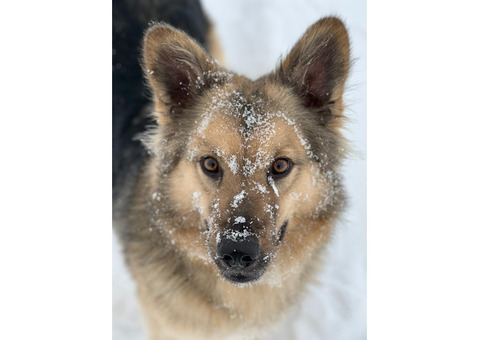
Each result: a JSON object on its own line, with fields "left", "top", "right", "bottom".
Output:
{"left": 142, "top": 18, "right": 350, "bottom": 285}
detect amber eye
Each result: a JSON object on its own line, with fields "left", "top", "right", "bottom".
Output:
{"left": 201, "top": 156, "right": 221, "bottom": 178}
{"left": 271, "top": 158, "right": 292, "bottom": 177}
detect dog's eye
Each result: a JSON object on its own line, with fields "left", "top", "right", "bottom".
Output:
{"left": 271, "top": 158, "right": 292, "bottom": 177}
{"left": 201, "top": 156, "right": 221, "bottom": 178}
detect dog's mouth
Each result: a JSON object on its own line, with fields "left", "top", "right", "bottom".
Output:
{"left": 277, "top": 220, "right": 288, "bottom": 243}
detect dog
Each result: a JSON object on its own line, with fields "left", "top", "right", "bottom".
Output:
{"left": 113, "top": 0, "right": 350, "bottom": 338}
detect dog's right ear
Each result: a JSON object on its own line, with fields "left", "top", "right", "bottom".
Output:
{"left": 275, "top": 17, "right": 350, "bottom": 119}
{"left": 143, "top": 23, "right": 223, "bottom": 125}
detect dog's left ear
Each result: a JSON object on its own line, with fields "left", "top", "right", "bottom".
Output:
{"left": 143, "top": 23, "right": 225, "bottom": 125}
{"left": 277, "top": 17, "right": 350, "bottom": 112}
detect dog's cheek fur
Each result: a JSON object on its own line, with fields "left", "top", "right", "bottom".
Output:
{"left": 276, "top": 167, "right": 324, "bottom": 223}
{"left": 270, "top": 166, "right": 339, "bottom": 277}
{"left": 161, "top": 159, "right": 214, "bottom": 259}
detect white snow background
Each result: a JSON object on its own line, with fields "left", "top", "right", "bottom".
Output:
{"left": 113, "top": 0, "right": 366, "bottom": 339}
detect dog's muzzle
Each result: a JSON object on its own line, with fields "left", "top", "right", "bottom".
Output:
{"left": 218, "top": 236, "right": 259, "bottom": 269}
{"left": 216, "top": 233, "right": 266, "bottom": 284}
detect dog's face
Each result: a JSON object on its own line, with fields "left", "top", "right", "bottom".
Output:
{"left": 182, "top": 88, "right": 339, "bottom": 284}
{"left": 143, "top": 18, "right": 350, "bottom": 285}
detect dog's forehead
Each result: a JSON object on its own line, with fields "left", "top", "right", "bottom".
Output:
{"left": 193, "top": 87, "right": 295, "bottom": 158}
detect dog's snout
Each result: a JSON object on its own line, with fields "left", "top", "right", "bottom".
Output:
{"left": 218, "top": 236, "right": 259, "bottom": 269}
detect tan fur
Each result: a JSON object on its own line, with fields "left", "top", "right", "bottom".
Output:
{"left": 206, "top": 18, "right": 225, "bottom": 66}
{"left": 121, "top": 17, "right": 351, "bottom": 339}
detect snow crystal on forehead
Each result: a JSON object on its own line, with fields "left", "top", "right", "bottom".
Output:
{"left": 232, "top": 92, "right": 278, "bottom": 144}
{"left": 196, "top": 89, "right": 276, "bottom": 141}
{"left": 193, "top": 86, "right": 235, "bottom": 137}
{"left": 274, "top": 111, "right": 320, "bottom": 161}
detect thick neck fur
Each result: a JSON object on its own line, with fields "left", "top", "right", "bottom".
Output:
{"left": 120, "top": 153, "right": 339, "bottom": 340}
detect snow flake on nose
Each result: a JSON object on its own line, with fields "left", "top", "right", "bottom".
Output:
{"left": 230, "top": 190, "right": 246, "bottom": 208}
{"left": 233, "top": 216, "right": 246, "bottom": 224}
{"left": 223, "top": 229, "right": 255, "bottom": 242}
{"left": 253, "top": 181, "right": 268, "bottom": 194}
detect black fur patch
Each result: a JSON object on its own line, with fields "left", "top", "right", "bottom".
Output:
{"left": 278, "top": 221, "right": 288, "bottom": 242}
{"left": 113, "top": 0, "right": 210, "bottom": 199}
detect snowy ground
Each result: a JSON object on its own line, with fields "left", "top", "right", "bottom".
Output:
{"left": 113, "top": 0, "right": 366, "bottom": 339}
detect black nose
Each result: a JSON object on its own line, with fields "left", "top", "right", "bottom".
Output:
{"left": 218, "top": 236, "right": 259, "bottom": 268}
